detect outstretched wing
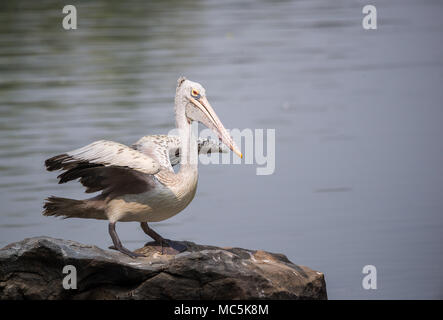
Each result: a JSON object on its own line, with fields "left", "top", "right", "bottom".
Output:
{"left": 46, "top": 140, "right": 160, "bottom": 174}
{"left": 45, "top": 140, "right": 160, "bottom": 198}
{"left": 132, "top": 135, "right": 228, "bottom": 168}
{"left": 131, "top": 135, "right": 175, "bottom": 172}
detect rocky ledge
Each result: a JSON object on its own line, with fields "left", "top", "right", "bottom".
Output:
{"left": 0, "top": 237, "right": 327, "bottom": 299}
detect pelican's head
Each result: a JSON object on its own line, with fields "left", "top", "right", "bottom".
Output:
{"left": 176, "top": 76, "right": 242, "bottom": 159}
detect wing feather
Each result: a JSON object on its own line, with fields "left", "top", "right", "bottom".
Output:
{"left": 46, "top": 140, "right": 160, "bottom": 175}
{"left": 45, "top": 140, "right": 160, "bottom": 199}
{"left": 132, "top": 135, "right": 228, "bottom": 168}
{"left": 131, "top": 135, "right": 175, "bottom": 171}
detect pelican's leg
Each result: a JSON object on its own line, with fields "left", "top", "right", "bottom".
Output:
{"left": 108, "top": 222, "right": 145, "bottom": 258}
{"left": 140, "top": 222, "right": 187, "bottom": 254}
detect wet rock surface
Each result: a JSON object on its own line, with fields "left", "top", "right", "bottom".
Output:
{"left": 0, "top": 237, "right": 327, "bottom": 299}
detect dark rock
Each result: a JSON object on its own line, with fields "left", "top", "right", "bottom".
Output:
{"left": 0, "top": 237, "right": 327, "bottom": 300}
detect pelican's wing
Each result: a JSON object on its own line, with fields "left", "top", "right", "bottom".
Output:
{"left": 197, "top": 137, "right": 229, "bottom": 155}
{"left": 131, "top": 135, "right": 175, "bottom": 172}
{"left": 46, "top": 140, "right": 160, "bottom": 174}
{"left": 132, "top": 135, "right": 229, "bottom": 167}
{"left": 45, "top": 140, "right": 160, "bottom": 198}
{"left": 169, "top": 136, "right": 229, "bottom": 166}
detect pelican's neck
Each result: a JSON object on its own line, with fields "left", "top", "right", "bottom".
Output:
{"left": 175, "top": 93, "right": 198, "bottom": 173}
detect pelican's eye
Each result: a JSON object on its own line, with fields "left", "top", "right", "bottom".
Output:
{"left": 191, "top": 89, "right": 200, "bottom": 99}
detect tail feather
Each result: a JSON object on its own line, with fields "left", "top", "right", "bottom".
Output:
{"left": 43, "top": 196, "right": 106, "bottom": 220}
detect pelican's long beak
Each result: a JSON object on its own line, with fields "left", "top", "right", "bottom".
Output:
{"left": 190, "top": 96, "right": 243, "bottom": 159}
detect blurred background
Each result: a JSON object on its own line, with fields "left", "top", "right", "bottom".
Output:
{"left": 0, "top": 0, "right": 442, "bottom": 299}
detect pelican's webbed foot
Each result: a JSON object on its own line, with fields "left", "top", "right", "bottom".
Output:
{"left": 108, "top": 222, "right": 145, "bottom": 259}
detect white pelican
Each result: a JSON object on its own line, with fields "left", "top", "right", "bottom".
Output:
{"left": 44, "top": 77, "right": 242, "bottom": 258}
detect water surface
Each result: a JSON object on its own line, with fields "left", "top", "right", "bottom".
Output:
{"left": 1, "top": 0, "right": 442, "bottom": 299}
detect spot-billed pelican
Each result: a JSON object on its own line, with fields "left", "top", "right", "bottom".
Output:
{"left": 43, "top": 77, "right": 242, "bottom": 258}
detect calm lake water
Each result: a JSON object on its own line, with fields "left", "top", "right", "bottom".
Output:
{"left": 1, "top": 0, "right": 442, "bottom": 299}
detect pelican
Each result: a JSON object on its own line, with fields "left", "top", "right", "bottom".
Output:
{"left": 43, "top": 77, "right": 242, "bottom": 258}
